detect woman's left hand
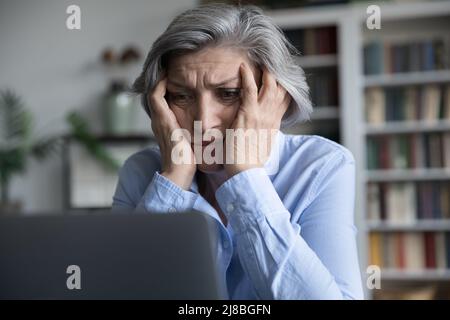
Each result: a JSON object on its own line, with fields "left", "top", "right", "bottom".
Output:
{"left": 224, "top": 63, "right": 291, "bottom": 177}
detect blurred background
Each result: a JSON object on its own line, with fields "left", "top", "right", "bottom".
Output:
{"left": 1, "top": 0, "right": 450, "bottom": 299}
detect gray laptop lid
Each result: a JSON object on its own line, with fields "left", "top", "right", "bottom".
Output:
{"left": 0, "top": 211, "right": 227, "bottom": 299}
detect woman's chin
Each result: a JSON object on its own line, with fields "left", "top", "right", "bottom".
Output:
{"left": 197, "top": 163, "right": 224, "bottom": 173}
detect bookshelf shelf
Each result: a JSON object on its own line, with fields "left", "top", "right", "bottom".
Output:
{"left": 367, "top": 220, "right": 450, "bottom": 232}
{"left": 366, "top": 168, "right": 450, "bottom": 182}
{"left": 310, "top": 106, "right": 340, "bottom": 120}
{"left": 364, "top": 70, "right": 450, "bottom": 87}
{"left": 295, "top": 54, "right": 338, "bottom": 69}
{"left": 365, "top": 120, "right": 450, "bottom": 135}
{"left": 380, "top": 270, "right": 450, "bottom": 281}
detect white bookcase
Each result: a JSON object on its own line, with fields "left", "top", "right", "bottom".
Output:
{"left": 268, "top": 0, "right": 450, "bottom": 299}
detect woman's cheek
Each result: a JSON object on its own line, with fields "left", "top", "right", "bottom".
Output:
{"left": 225, "top": 103, "right": 240, "bottom": 123}
{"left": 171, "top": 106, "right": 193, "bottom": 128}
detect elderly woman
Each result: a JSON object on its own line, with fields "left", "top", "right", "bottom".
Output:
{"left": 112, "top": 4, "right": 363, "bottom": 300}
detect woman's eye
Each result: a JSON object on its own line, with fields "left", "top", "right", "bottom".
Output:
{"left": 168, "top": 93, "right": 193, "bottom": 106}
{"left": 219, "top": 89, "right": 241, "bottom": 102}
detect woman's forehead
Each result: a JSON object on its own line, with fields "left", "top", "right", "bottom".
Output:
{"left": 167, "top": 64, "right": 242, "bottom": 89}
{"left": 167, "top": 67, "right": 241, "bottom": 87}
{"left": 166, "top": 47, "right": 260, "bottom": 88}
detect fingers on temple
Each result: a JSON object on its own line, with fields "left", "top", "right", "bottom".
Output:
{"left": 239, "top": 63, "right": 258, "bottom": 107}
{"left": 148, "top": 77, "right": 168, "bottom": 116}
{"left": 259, "top": 67, "right": 277, "bottom": 103}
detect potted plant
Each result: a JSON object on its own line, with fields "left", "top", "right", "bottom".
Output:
{"left": 0, "top": 90, "right": 62, "bottom": 214}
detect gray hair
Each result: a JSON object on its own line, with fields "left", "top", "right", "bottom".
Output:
{"left": 131, "top": 3, "right": 312, "bottom": 128}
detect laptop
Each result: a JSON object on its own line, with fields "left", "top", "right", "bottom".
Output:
{"left": 0, "top": 210, "right": 228, "bottom": 300}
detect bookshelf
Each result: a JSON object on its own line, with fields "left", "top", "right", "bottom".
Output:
{"left": 279, "top": 16, "right": 341, "bottom": 142}
{"left": 361, "top": 1, "right": 450, "bottom": 300}
{"left": 268, "top": 0, "right": 450, "bottom": 299}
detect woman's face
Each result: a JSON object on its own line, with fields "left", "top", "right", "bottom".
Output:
{"left": 166, "top": 46, "right": 262, "bottom": 173}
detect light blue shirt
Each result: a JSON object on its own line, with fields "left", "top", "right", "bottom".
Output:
{"left": 112, "top": 132, "right": 364, "bottom": 300}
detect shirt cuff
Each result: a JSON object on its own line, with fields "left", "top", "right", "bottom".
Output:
{"left": 137, "top": 171, "right": 198, "bottom": 213}
{"left": 215, "top": 168, "right": 286, "bottom": 233}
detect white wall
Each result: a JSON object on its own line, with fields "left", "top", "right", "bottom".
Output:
{"left": 0, "top": 0, "right": 197, "bottom": 213}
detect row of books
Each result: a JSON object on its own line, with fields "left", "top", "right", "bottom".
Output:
{"left": 367, "top": 181, "right": 450, "bottom": 222}
{"left": 365, "top": 84, "right": 450, "bottom": 124}
{"left": 308, "top": 69, "right": 339, "bottom": 107}
{"left": 369, "top": 232, "right": 450, "bottom": 271}
{"left": 283, "top": 26, "right": 337, "bottom": 56}
{"left": 366, "top": 133, "right": 450, "bottom": 170}
{"left": 364, "top": 38, "right": 449, "bottom": 75}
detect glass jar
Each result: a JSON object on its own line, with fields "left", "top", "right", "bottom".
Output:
{"left": 103, "top": 80, "right": 137, "bottom": 135}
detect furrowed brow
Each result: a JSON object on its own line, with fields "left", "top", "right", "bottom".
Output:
{"left": 167, "top": 77, "right": 240, "bottom": 89}
{"left": 211, "top": 77, "right": 240, "bottom": 87}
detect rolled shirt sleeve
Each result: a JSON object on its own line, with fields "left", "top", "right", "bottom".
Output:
{"left": 112, "top": 149, "right": 198, "bottom": 214}
{"left": 135, "top": 172, "right": 198, "bottom": 213}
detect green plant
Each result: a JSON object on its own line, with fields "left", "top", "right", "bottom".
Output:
{"left": 66, "top": 111, "right": 120, "bottom": 171}
{"left": 0, "top": 89, "right": 61, "bottom": 204}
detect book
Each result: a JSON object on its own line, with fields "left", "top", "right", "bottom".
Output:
{"left": 429, "top": 133, "right": 443, "bottom": 168}
{"left": 413, "top": 133, "right": 425, "bottom": 169}
{"left": 383, "top": 233, "right": 396, "bottom": 269}
{"left": 386, "top": 183, "right": 416, "bottom": 224}
{"left": 404, "top": 86, "right": 419, "bottom": 121}
{"left": 424, "top": 232, "right": 437, "bottom": 269}
{"left": 396, "top": 232, "right": 406, "bottom": 269}
{"left": 366, "top": 87, "right": 385, "bottom": 124}
{"left": 431, "top": 183, "right": 442, "bottom": 219}
{"left": 443, "top": 84, "right": 450, "bottom": 120}
{"left": 379, "top": 135, "right": 391, "bottom": 169}
{"left": 402, "top": 183, "right": 417, "bottom": 223}
{"left": 370, "top": 232, "right": 383, "bottom": 268}
{"left": 421, "top": 85, "right": 441, "bottom": 122}
{"left": 404, "top": 233, "right": 425, "bottom": 270}
{"left": 367, "top": 182, "right": 381, "bottom": 221}
{"left": 441, "top": 183, "right": 450, "bottom": 219}
{"left": 443, "top": 132, "right": 450, "bottom": 168}
{"left": 435, "top": 232, "right": 447, "bottom": 270}
{"left": 409, "top": 133, "right": 417, "bottom": 168}
{"left": 446, "top": 233, "right": 450, "bottom": 270}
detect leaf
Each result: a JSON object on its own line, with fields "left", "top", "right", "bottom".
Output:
{"left": 66, "top": 112, "right": 120, "bottom": 171}
{"left": 0, "top": 89, "right": 33, "bottom": 196}
{"left": 0, "top": 90, "right": 33, "bottom": 144}
{"left": 31, "top": 136, "right": 63, "bottom": 161}
{"left": 0, "top": 148, "right": 27, "bottom": 179}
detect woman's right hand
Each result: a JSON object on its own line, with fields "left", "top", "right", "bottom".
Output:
{"left": 148, "top": 76, "right": 196, "bottom": 190}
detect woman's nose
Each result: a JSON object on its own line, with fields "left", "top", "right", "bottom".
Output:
{"left": 194, "top": 94, "right": 220, "bottom": 134}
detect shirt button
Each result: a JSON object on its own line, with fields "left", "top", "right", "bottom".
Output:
{"left": 168, "top": 207, "right": 177, "bottom": 213}
{"left": 226, "top": 203, "right": 234, "bottom": 213}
